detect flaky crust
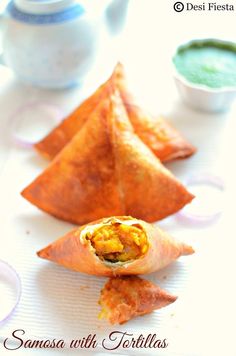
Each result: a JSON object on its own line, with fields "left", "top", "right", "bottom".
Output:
{"left": 34, "top": 78, "right": 108, "bottom": 160}
{"left": 116, "top": 63, "right": 196, "bottom": 162}
{"left": 99, "top": 276, "right": 177, "bottom": 324}
{"left": 37, "top": 216, "right": 194, "bottom": 276}
{"left": 22, "top": 98, "right": 124, "bottom": 224}
{"left": 34, "top": 63, "right": 195, "bottom": 162}
{"left": 22, "top": 92, "right": 194, "bottom": 225}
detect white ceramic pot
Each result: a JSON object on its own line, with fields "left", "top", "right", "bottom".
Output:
{"left": 1, "top": 0, "right": 129, "bottom": 89}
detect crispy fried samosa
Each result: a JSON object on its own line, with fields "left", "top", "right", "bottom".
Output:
{"left": 114, "top": 63, "right": 196, "bottom": 162}
{"left": 37, "top": 216, "right": 194, "bottom": 276}
{"left": 34, "top": 79, "right": 108, "bottom": 160}
{"left": 99, "top": 276, "right": 177, "bottom": 324}
{"left": 34, "top": 63, "right": 195, "bottom": 162}
{"left": 22, "top": 92, "right": 194, "bottom": 224}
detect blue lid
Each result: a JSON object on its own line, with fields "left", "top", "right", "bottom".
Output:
{"left": 7, "top": 0, "right": 85, "bottom": 24}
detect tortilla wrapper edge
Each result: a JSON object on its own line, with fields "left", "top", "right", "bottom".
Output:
{"left": 37, "top": 217, "right": 194, "bottom": 276}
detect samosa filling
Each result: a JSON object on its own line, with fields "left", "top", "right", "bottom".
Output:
{"left": 87, "top": 223, "right": 148, "bottom": 262}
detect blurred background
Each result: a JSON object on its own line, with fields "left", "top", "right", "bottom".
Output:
{"left": 0, "top": 0, "right": 9, "bottom": 63}
{"left": 1, "top": 0, "right": 236, "bottom": 98}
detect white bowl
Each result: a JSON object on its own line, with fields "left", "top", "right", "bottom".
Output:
{"left": 172, "top": 38, "right": 236, "bottom": 112}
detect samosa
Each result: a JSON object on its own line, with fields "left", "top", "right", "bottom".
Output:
{"left": 99, "top": 276, "right": 177, "bottom": 324}
{"left": 21, "top": 91, "right": 194, "bottom": 224}
{"left": 37, "top": 216, "right": 194, "bottom": 276}
{"left": 113, "top": 63, "right": 196, "bottom": 162}
{"left": 34, "top": 63, "right": 195, "bottom": 162}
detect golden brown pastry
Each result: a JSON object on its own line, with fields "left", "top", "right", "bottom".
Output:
{"left": 22, "top": 91, "right": 194, "bottom": 224}
{"left": 37, "top": 216, "right": 194, "bottom": 276}
{"left": 34, "top": 63, "right": 195, "bottom": 162}
{"left": 115, "top": 63, "right": 196, "bottom": 162}
{"left": 99, "top": 276, "right": 177, "bottom": 324}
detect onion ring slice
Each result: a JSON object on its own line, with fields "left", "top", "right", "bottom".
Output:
{"left": 176, "top": 173, "right": 225, "bottom": 225}
{"left": 9, "top": 101, "right": 64, "bottom": 149}
{"left": 0, "top": 260, "right": 22, "bottom": 325}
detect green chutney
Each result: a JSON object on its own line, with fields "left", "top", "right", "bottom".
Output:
{"left": 173, "top": 40, "right": 236, "bottom": 89}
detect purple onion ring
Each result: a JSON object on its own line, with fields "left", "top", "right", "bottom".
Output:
{"left": 0, "top": 260, "right": 22, "bottom": 325}
{"left": 176, "top": 173, "right": 225, "bottom": 225}
{"left": 9, "top": 101, "right": 64, "bottom": 149}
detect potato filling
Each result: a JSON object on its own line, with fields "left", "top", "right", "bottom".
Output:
{"left": 87, "top": 223, "right": 148, "bottom": 262}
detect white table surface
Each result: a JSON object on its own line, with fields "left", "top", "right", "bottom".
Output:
{"left": 0, "top": 1, "right": 236, "bottom": 355}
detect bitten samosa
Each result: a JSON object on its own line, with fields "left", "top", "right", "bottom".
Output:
{"left": 34, "top": 63, "right": 195, "bottom": 162}
{"left": 99, "top": 276, "right": 177, "bottom": 324}
{"left": 22, "top": 91, "right": 194, "bottom": 224}
{"left": 37, "top": 216, "right": 194, "bottom": 276}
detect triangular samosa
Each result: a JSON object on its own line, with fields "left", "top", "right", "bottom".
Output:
{"left": 37, "top": 216, "right": 194, "bottom": 276}
{"left": 22, "top": 91, "right": 194, "bottom": 224}
{"left": 34, "top": 63, "right": 195, "bottom": 162}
